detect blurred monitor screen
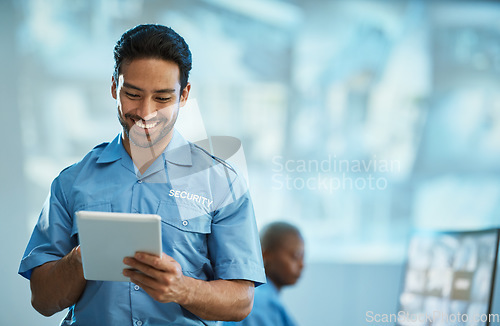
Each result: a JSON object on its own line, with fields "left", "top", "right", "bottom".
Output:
{"left": 398, "top": 229, "right": 499, "bottom": 326}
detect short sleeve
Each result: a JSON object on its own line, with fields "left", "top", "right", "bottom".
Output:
{"left": 18, "top": 176, "right": 77, "bottom": 279}
{"left": 207, "top": 173, "right": 266, "bottom": 286}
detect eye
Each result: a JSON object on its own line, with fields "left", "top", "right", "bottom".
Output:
{"left": 125, "top": 92, "right": 139, "bottom": 98}
{"left": 157, "top": 97, "right": 171, "bottom": 102}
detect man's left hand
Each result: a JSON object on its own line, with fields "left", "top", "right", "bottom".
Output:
{"left": 123, "top": 252, "right": 191, "bottom": 304}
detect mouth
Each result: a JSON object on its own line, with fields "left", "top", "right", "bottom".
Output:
{"left": 134, "top": 119, "right": 160, "bottom": 130}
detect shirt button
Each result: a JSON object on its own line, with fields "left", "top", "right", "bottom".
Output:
{"left": 134, "top": 285, "right": 140, "bottom": 291}
{"left": 182, "top": 220, "right": 188, "bottom": 226}
{"left": 138, "top": 180, "right": 143, "bottom": 183}
{"left": 136, "top": 321, "right": 143, "bottom": 326}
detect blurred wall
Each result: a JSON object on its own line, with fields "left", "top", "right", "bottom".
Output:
{"left": 282, "top": 262, "right": 404, "bottom": 326}
{"left": 0, "top": 0, "right": 34, "bottom": 324}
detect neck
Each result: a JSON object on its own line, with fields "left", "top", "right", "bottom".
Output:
{"left": 267, "top": 277, "right": 282, "bottom": 292}
{"left": 122, "top": 131, "right": 173, "bottom": 174}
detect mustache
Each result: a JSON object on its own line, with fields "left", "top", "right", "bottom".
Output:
{"left": 124, "top": 113, "right": 162, "bottom": 122}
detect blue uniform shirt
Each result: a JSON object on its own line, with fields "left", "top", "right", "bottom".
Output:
{"left": 224, "top": 279, "right": 298, "bottom": 326}
{"left": 19, "top": 130, "right": 266, "bottom": 326}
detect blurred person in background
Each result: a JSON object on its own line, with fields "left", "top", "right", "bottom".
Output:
{"left": 226, "top": 221, "right": 305, "bottom": 326}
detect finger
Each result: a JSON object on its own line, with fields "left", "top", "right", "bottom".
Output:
{"left": 161, "top": 252, "right": 176, "bottom": 262}
{"left": 72, "top": 246, "right": 83, "bottom": 264}
{"left": 132, "top": 279, "right": 157, "bottom": 295}
{"left": 135, "top": 252, "right": 176, "bottom": 263}
{"left": 123, "top": 268, "right": 160, "bottom": 290}
{"left": 123, "top": 257, "right": 166, "bottom": 279}
{"left": 134, "top": 252, "right": 178, "bottom": 273}
{"left": 128, "top": 277, "right": 165, "bottom": 302}
{"left": 123, "top": 269, "right": 172, "bottom": 303}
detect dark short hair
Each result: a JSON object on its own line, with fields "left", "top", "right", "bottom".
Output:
{"left": 113, "top": 24, "right": 192, "bottom": 91}
{"left": 260, "top": 221, "right": 302, "bottom": 252}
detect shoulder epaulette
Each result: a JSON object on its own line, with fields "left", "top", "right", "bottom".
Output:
{"left": 92, "top": 142, "right": 109, "bottom": 150}
{"left": 193, "top": 143, "right": 236, "bottom": 174}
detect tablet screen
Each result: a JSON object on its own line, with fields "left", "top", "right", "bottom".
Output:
{"left": 76, "top": 211, "right": 162, "bottom": 282}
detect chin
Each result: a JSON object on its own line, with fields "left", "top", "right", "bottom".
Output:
{"left": 128, "top": 128, "right": 170, "bottom": 148}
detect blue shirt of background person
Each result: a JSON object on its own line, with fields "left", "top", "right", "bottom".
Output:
{"left": 225, "top": 222, "right": 305, "bottom": 326}
{"left": 18, "top": 24, "right": 265, "bottom": 325}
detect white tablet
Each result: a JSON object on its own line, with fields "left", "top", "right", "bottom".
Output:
{"left": 76, "top": 211, "right": 162, "bottom": 282}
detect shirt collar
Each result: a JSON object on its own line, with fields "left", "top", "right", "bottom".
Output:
{"left": 163, "top": 129, "right": 192, "bottom": 166}
{"left": 96, "top": 130, "right": 192, "bottom": 166}
{"left": 96, "top": 134, "right": 124, "bottom": 164}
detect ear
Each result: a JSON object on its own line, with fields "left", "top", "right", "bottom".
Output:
{"left": 179, "top": 82, "right": 191, "bottom": 107}
{"left": 111, "top": 76, "right": 117, "bottom": 100}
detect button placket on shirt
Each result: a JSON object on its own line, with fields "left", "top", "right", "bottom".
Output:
{"left": 131, "top": 281, "right": 144, "bottom": 325}
{"left": 130, "top": 178, "right": 144, "bottom": 324}
{"left": 130, "top": 180, "right": 141, "bottom": 213}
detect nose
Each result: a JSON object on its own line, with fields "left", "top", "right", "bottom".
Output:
{"left": 298, "top": 258, "right": 304, "bottom": 271}
{"left": 137, "top": 99, "right": 156, "bottom": 120}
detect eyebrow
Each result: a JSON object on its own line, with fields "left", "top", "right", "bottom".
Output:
{"left": 123, "top": 82, "right": 176, "bottom": 94}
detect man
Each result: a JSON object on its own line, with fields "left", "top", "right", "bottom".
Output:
{"left": 226, "top": 222, "right": 305, "bottom": 326}
{"left": 19, "top": 24, "right": 265, "bottom": 325}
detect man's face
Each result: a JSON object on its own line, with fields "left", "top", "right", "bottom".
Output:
{"left": 264, "top": 233, "right": 305, "bottom": 288}
{"left": 112, "top": 58, "right": 190, "bottom": 150}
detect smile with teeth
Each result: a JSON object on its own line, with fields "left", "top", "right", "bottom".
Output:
{"left": 135, "top": 120, "right": 160, "bottom": 129}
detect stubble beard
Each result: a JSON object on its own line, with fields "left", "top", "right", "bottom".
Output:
{"left": 118, "top": 110, "right": 179, "bottom": 149}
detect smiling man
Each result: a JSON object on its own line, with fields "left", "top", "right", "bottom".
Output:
{"left": 19, "top": 24, "right": 266, "bottom": 325}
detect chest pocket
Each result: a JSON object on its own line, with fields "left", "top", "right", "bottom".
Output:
{"left": 156, "top": 201, "right": 212, "bottom": 275}
{"left": 71, "top": 201, "right": 112, "bottom": 238}
{"left": 159, "top": 201, "right": 212, "bottom": 233}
